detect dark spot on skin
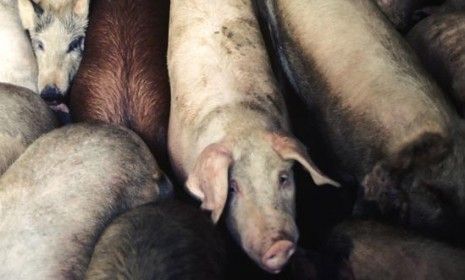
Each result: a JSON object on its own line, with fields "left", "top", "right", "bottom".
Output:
{"left": 214, "top": 31, "right": 220, "bottom": 34}
{"left": 221, "top": 26, "right": 234, "bottom": 38}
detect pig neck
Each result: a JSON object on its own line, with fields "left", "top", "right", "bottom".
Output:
{"left": 0, "top": 0, "right": 38, "bottom": 92}
{"left": 191, "top": 107, "right": 287, "bottom": 171}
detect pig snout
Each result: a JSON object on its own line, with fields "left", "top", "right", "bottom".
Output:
{"left": 262, "top": 240, "right": 296, "bottom": 273}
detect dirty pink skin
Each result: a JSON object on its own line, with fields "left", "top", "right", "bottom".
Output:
{"left": 167, "top": 0, "right": 339, "bottom": 274}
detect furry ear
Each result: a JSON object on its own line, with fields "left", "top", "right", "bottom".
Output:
{"left": 18, "top": 0, "right": 43, "bottom": 30}
{"left": 267, "top": 132, "right": 340, "bottom": 187}
{"left": 186, "top": 143, "right": 233, "bottom": 223}
{"left": 73, "top": 0, "right": 89, "bottom": 17}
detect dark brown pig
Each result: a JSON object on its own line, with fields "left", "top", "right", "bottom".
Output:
{"left": 407, "top": 11, "right": 465, "bottom": 117}
{"left": 85, "top": 200, "right": 225, "bottom": 280}
{"left": 70, "top": 0, "right": 170, "bottom": 168}
{"left": 0, "top": 123, "right": 172, "bottom": 279}
{"left": 168, "top": 0, "right": 339, "bottom": 274}
{"left": 324, "top": 220, "right": 465, "bottom": 280}
{"left": 256, "top": 0, "right": 464, "bottom": 235}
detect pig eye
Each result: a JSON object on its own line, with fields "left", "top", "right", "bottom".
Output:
{"left": 33, "top": 40, "right": 44, "bottom": 51}
{"left": 67, "top": 36, "right": 84, "bottom": 53}
{"left": 229, "top": 179, "right": 239, "bottom": 193}
{"left": 279, "top": 171, "right": 290, "bottom": 187}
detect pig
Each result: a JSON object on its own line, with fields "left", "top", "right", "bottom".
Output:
{"left": 17, "top": 0, "right": 89, "bottom": 122}
{"left": 0, "top": 83, "right": 57, "bottom": 175}
{"left": 407, "top": 11, "right": 465, "bottom": 117}
{"left": 70, "top": 0, "right": 171, "bottom": 169}
{"left": 415, "top": 0, "right": 465, "bottom": 16}
{"left": 167, "top": 0, "right": 339, "bottom": 274}
{"left": 85, "top": 200, "right": 225, "bottom": 280}
{"left": 324, "top": 220, "right": 465, "bottom": 280}
{"left": 373, "top": 0, "right": 442, "bottom": 33}
{"left": 0, "top": 0, "right": 57, "bottom": 174}
{"left": 255, "top": 0, "right": 465, "bottom": 235}
{"left": 0, "top": 0, "right": 37, "bottom": 92}
{"left": 373, "top": 0, "right": 436, "bottom": 31}
{"left": 0, "top": 123, "right": 172, "bottom": 279}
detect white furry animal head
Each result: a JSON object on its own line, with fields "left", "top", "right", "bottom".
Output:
{"left": 18, "top": 0, "right": 89, "bottom": 105}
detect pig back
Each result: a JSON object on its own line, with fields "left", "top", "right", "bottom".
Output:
{"left": 86, "top": 200, "right": 225, "bottom": 280}
{"left": 262, "top": 0, "right": 453, "bottom": 180}
{"left": 0, "top": 123, "right": 170, "bottom": 279}
{"left": 326, "top": 220, "right": 465, "bottom": 280}
{"left": 70, "top": 0, "right": 171, "bottom": 169}
{"left": 0, "top": 83, "right": 57, "bottom": 175}
{"left": 407, "top": 11, "right": 465, "bottom": 116}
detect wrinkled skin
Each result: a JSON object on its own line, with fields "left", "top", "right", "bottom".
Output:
{"left": 86, "top": 200, "right": 225, "bottom": 280}
{"left": 256, "top": 0, "right": 463, "bottom": 237}
{"left": 407, "top": 11, "right": 465, "bottom": 117}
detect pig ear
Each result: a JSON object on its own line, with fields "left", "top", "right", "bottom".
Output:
{"left": 18, "top": 0, "right": 43, "bottom": 30}
{"left": 267, "top": 132, "right": 340, "bottom": 187}
{"left": 73, "top": 0, "right": 89, "bottom": 17}
{"left": 186, "top": 143, "right": 233, "bottom": 223}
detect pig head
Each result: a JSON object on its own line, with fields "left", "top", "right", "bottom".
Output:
{"left": 185, "top": 130, "right": 339, "bottom": 274}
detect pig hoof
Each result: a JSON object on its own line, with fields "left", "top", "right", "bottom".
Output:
{"left": 262, "top": 240, "right": 296, "bottom": 274}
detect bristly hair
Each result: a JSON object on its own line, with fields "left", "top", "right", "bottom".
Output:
{"left": 32, "top": 7, "right": 88, "bottom": 36}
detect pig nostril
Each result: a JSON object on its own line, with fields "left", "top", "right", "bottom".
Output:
{"left": 262, "top": 240, "right": 296, "bottom": 273}
{"left": 267, "top": 253, "right": 277, "bottom": 260}
{"left": 40, "top": 85, "right": 64, "bottom": 105}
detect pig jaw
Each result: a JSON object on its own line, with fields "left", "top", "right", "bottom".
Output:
{"left": 226, "top": 209, "right": 299, "bottom": 274}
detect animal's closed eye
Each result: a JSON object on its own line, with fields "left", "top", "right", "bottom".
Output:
{"left": 33, "top": 39, "right": 44, "bottom": 51}
{"left": 279, "top": 171, "right": 290, "bottom": 188}
{"left": 67, "top": 36, "right": 84, "bottom": 53}
{"left": 229, "top": 179, "right": 239, "bottom": 194}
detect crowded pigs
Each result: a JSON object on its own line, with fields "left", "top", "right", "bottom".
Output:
{"left": 0, "top": 124, "right": 171, "bottom": 279}
{"left": 0, "top": 0, "right": 463, "bottom": 278}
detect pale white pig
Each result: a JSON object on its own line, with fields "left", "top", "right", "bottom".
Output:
{"left": 168, "top": 0, "right": 338, "bottom": 274}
